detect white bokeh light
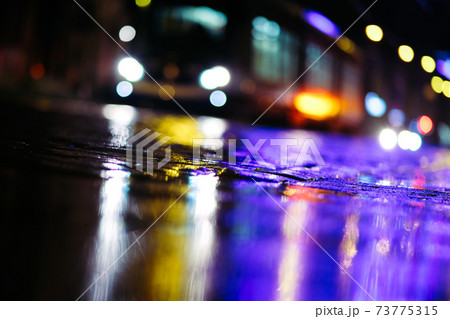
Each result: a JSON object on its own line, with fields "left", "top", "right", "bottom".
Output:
{"left": 209, "top": 90, "right": 227, "bottom": 107}
{"left": 116, "top": 81, "right": 133, "bottom": 97}
{"left": 199, "top": 66, "right": 231, "bottom": 90}
{"left": 118, "top": 57, "right": 144, "bottom": 82}
{"left": 379, "top": 128, "right": 397, "bottom": 150}
{"left": 398, "top": 130, "right": 422, "bottom": 151}
{"left": 102, "top": 104, "right": 136, "bottom": 125}
{"left": 119, "top": 26, "right": 136, "bottom": 42}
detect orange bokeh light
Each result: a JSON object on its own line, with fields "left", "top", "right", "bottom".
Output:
{"left": 417, "top": 115, "right": 433, "bottom": 135}
{"left": 293, "top": 90, "right": 340, "bottom": 120}
{"left": 30, "top": 63, "right": 45, "bottom": 80}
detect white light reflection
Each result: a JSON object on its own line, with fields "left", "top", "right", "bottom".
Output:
{"left": 89, "top": 169, "right": 130, "bottom": 300}
{"left": 185, "top": 174, "right": 219, "bottom": 300}
{"left": 101, "top": 104, "right": 137, "bottom": 147}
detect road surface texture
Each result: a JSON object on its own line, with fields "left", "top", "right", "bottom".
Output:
{"left": 0, "top": 96, "right": 449, "bottom": 300}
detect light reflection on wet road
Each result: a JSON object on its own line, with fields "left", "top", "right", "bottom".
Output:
{"left": 0, "top": 97, "right": 449, "bottom": 300}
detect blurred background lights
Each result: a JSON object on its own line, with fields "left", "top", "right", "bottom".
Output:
{"left": 184, "top": 7, "right": 228, "bottom": 31}
{"left": 398, "top": 45, "right": 414, "bottom": 62}
{"left": 388, "top": 109, "right": 405, "bottom": 127}
{"left": 431, "top": 76, "right": 443, "bottom": 93}
{"left": 119, "top": 26, "right": 136, "bottom": 42}
{"left": 118, "top": 57, "right": 144, "bottom": 82}
{"left": 30, "top": 63, "right": 45, "bottom": 80}
{"left": 252, "top": 16, "right": 280, "bottom": 41}
{"left": 398, "top": 130, "right": 422, "bottom": 151}
{"left": 379, "top": 128, "right": 397, "bottom": 150}
{"left": 116, "top": 81, "right": 133, "bottom": 97}
{"left": 135, "top": 0, "right": 151, "bottom": 8}
{"left": 337, "top": 37, "right": 355, "bottom": 54}
{"left": 417, "top": 115, "right": 433, "bottom": 135}
{"left": 199, "top": 66, "right": 231, "bottom": 90}
{"left": 436, "top": 59, "right": 450, "bottom": 80}
{"left": 294, "top": 91, "right": 340, "bottom": 120}
{"left": 421, "top": 56, "right": 436, "bottom": 73}
{"left": 209, "top": 90, "right": 227, "bottom": 107}
{"left": 365, "top": 92, "right": 386, "bottom": 117}
{"left": 365, "top": 25, "right": 383, "bottom": 42}
{"left": 102, "top": 104, "right": 136, "bottom": 125}
{"left": 303, "top": 10, "right": 341, "bottom": 38}
{"left": 442, "top": 81, "right": 450, "bottom": 97}
{"left": 438, "top": 123, "right": 450, "bottom": 146}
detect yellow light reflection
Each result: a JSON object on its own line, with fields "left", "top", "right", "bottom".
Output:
{"left": 421, "top": 56, "right": 436, "bottom": 73}
{"left": 431, "top": 76, "right": 443, "bottom": 93}
{"left": 365, "top": 25, "right": 383, "bottom": 42}
{"left": 135, "top": 0, "right": 151, "bottom": 8}
{"left": 339, "top": 214, "right": 360, "bottom": 269}
{"left": 398, "top": 45, "right": 414, "bottom": 62}
{"left": 443, "top": 81, "right": 450, "bottom": 98}
{"left": 294, "top": 91, "right": 340, "bottom": 120}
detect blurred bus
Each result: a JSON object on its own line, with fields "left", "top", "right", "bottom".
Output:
{"left": 116, "top": 0, "right": 364, "bottom": 129}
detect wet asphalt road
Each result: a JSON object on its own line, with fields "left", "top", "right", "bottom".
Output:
{"left": 0, "top": 96, "right": 449, "bottom": 300}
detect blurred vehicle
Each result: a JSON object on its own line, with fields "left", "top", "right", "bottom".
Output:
{"left": 114, "top": 0, "right": 364, "bottom": 130}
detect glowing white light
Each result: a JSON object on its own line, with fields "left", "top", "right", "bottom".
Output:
{"left": 102, "top": 104, "right": 136, "bottom": 125}
{"left": 116, "top": 81, "right": 133, "bottom": 97}
{"left": 408, "top": 132, "right": 422, "bottom": 151}
{"left": 379, "top": 128, "right": 397, "bottom": 150}
{"left": 365, "top": 92, "right": 386, "bottom": 117}
{"left": 209, "top": 90, "right": 227, "bottom": 107}
{"left": 199, "top": 117, "right": 228, "bottom": 138}
{"left": 199, "top": 66, "right": 231, "bottom": 90}
{"left": 398, "top": 130, "right": 422, "bottom": 151}
{"left": 119, "top": 26, "right": 136, "bottom": 42}
{"left": 118, "top": 57, "right": 144, "bottom": 82}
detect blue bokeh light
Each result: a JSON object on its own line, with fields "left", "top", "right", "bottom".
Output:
{"left": 365, "top": 92, "right": 386, "bottom": 117}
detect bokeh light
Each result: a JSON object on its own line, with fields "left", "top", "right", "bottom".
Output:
{"left": 436, "top": 59, "right": 450, "bottom": 80}
{"left": 337, "top": 37, "right": 355, "bottom": 54}
{"left": 158, "top": 85, "right": 175, "bottom": 101}
{"left": 398, "top": 45, "right": 414, "bottom": 62}
{"left": 102, "top": 104, "right": 136, "bottom": 125}
{"left": 303, "top": 10, "right": 341, "bottom": 38}
{"left": 421, "top": 56, "right": 436, "bottom": 73}
{"left": 388, "top": 109, "right": 405, "bottom": 127}
{"left": 365, "top": 25, "right": 383, "bottom": 42}
{"left": 135, "top": 0, "right": 151, "bottom": 8}
{"left": 365, "top": 92, "right": 386, "bottom": 117}
{"left": 417, "top": 115, "right": 433, "bottom": 135}
{"left": 379, "top": 128, "right": 397, "bottom": 150}
{"left": 116, "top": 81, "right": 133, "bottom": 97}
{"left": 209, "top": 90, "right": 227, "bottom": 107}
{"left": 199, "top": 66, "right": 231, "bottom": 90}
{"left": 431, "top": 76, "right": 443, "bottom": 93}
{"left": 443, "top": 81, "right": 450, "bottom": 98}
{"left": 293, "top": 91, "right": 340, "bottom": 120}
{"left": 398, "top": 130, "right": 422, "bottom": 151}
{"left": 30, "top": 63, "right": 45, "bottom": 80}
{"left": 118, "top": 57, "right": 144, "bottom": 82}
{"left": 119, "top": 26, "right": 136, "bottom": 42}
